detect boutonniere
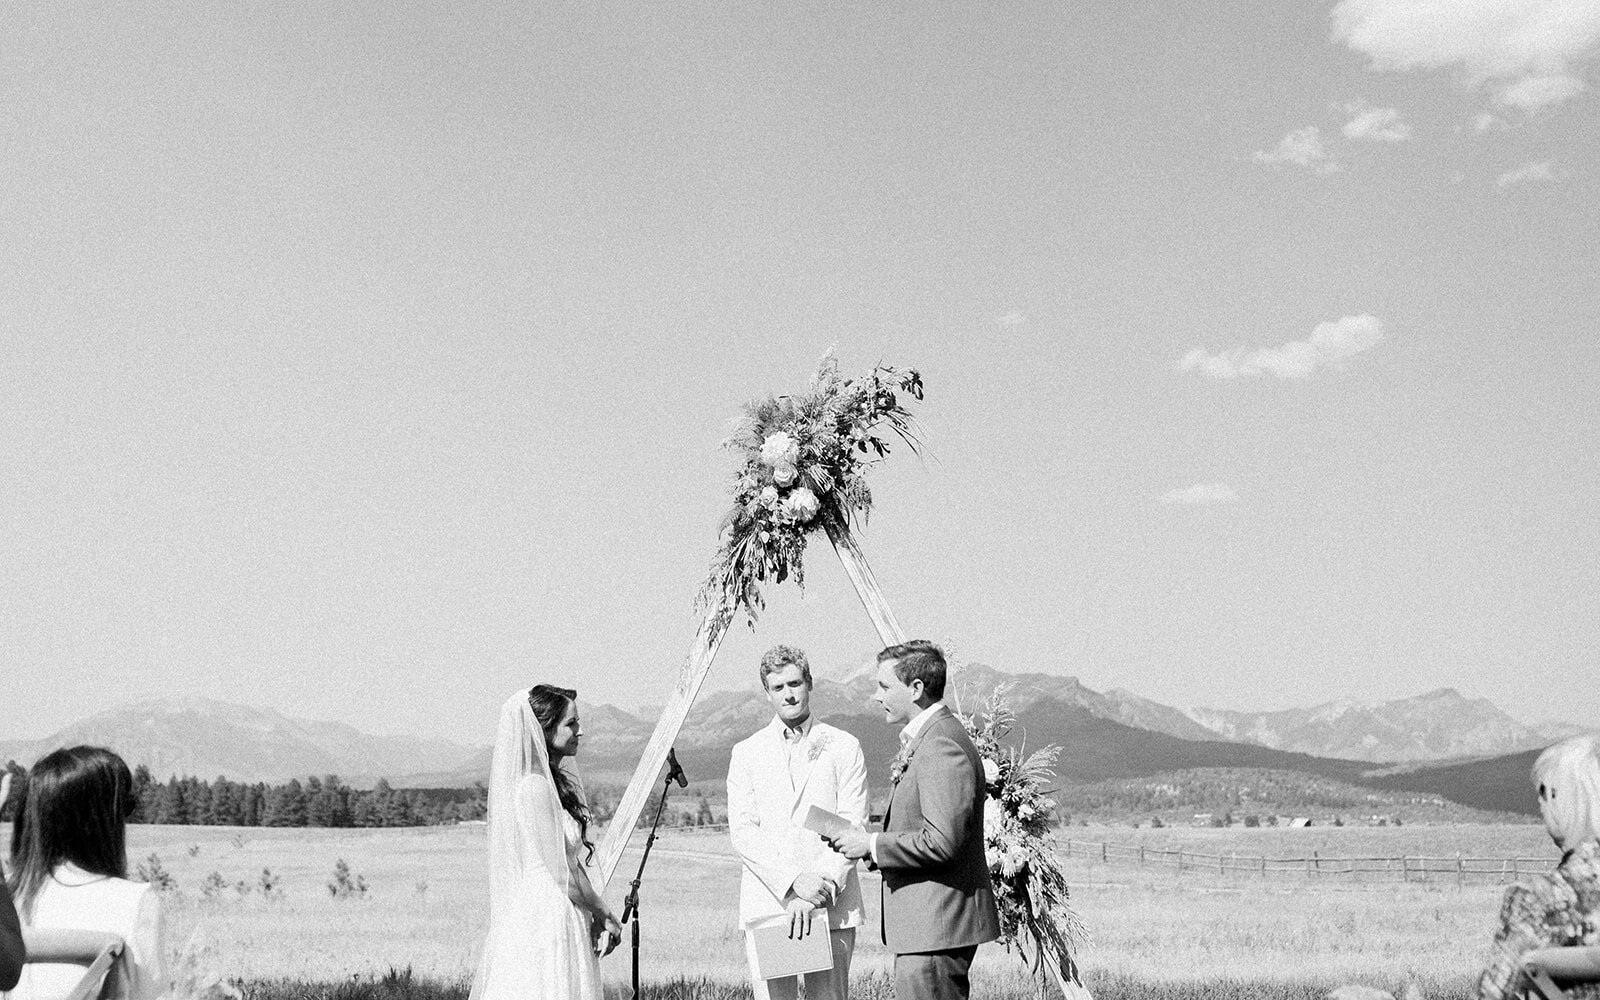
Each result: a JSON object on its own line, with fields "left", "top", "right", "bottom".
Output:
{"left": 807, "top": 730, "right": 830, "bottom": 763}
{"left": 889, "top": 742, "right": 914, "bottom": 784}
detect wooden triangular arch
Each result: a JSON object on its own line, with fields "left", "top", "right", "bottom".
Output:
{"left": 588, "top": 361, "right": 1092, "bottom": 1000}
{"left": 591, "top": 357, "right": 923, "bottom": 888}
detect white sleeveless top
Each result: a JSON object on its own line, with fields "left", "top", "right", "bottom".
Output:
{"left": 9, "top": 866, "right": 164, "bottom": 1000}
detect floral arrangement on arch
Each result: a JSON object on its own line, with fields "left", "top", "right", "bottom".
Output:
{"left": 698, "top": 354, "right": 923, "bottom": 637}
{"left": 962, "top": 684, "right": 1091, "bottom": 999}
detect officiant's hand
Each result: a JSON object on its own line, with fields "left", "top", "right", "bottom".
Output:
{"left": 784, "top": 898, "right": 818, "bottom": 939}
{"left": 825, "top": 825, "right": 872, "bottom": 861}
{"left": 790, "top": 873, "right": 829, "bottom": 907}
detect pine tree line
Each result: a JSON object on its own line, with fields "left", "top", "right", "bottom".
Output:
{"left": 0, "top": 761, "right": 715, "bottom": 829}
{"left": 0, "top": 761, "right": 487, "bottom": 827}
{"left": 126, "top": 769, "right": 491, "bottom": 827}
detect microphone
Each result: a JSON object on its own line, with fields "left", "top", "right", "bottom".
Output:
{"left": 666, "top": 748, "right": 688, "bottom": 788}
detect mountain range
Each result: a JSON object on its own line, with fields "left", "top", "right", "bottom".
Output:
{"left": 4, "top": 666, "right": 1587, "bottom": 818}
{"left": 0, "top": 697, "right": 481, "bottom": 786}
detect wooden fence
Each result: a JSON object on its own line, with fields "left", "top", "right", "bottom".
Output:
{"left": 1056, "top": 837, "right": 1550, "bottom": 884}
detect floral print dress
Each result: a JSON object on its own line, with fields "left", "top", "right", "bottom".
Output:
{"left": 1479, "top": 840, "right": 1600, "bottom": 1000}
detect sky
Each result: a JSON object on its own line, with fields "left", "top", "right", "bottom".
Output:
{"left": 2, "top": 1, "right": 1597, "bottom": 746}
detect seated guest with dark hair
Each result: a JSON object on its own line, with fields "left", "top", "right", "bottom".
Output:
{"left": 0, "top": 879, "right": 21, "bottom": 993}
{"left": 1, "top": 772, "right": 23, "bottom": 991}
{"left": 6, "top": 747, "right": 166, "bottom": 1000}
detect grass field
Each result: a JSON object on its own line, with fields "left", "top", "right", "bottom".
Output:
{"left": 41, "top": 821, "right": 1551, "bottom": 997}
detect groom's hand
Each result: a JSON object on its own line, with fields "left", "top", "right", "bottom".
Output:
{"left": 784, "top": 898, "right": 817, "bottom": 939}
{"left": 825, "top": 825, "right": 872, "bottom": 861}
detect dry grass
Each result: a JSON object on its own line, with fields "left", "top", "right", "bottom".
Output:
{"left": 57, "top": 822, "right": 1544, "bottom": 995}
{"left": 238, "top": 969, "right": 1473, "bottom": 1000}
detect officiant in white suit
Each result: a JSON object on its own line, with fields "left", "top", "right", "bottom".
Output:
{"left": 727, "top": 645, "right": 870, "bottom": 1000}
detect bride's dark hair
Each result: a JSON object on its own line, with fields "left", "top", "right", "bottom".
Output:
{"left": 528, "top": 684, "right": 593, "bottom": 862}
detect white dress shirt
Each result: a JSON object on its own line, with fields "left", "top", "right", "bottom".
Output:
{"left": 869, "top": 701, "right": 946, "bottom": 862}
{"left": 779, "top": 715, "right": 816, "bottom": 791}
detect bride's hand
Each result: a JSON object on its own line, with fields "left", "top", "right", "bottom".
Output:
{"left": 594, "top": 912, "right": 623, "bottom": 957}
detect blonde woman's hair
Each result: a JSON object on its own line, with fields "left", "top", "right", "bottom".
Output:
{"left": 1532, "top": 734, "right": 1600, "bottom": 850}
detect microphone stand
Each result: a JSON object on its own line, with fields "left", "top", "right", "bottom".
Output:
{"left": 620, "top": 749, "right": 687, "bottom": 1000}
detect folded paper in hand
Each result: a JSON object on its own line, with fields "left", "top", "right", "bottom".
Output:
{"left": 801, "top": 805, "right": 852, "bottom": 839}
{"left": 749, "top": 913, "right": 834, "bottom": 980}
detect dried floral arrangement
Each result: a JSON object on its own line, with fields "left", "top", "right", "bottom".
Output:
{"left": 964, "top": 685, "right": 1092, "bottom": 999}
{"left": 698, "top": 354, "right": 923, "bottom": 638}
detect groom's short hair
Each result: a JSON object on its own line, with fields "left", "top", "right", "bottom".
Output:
{"left": 878, "top": 640, "right": 946, "bottom": 700}
{"left": 759, "top": 645, "right": 812, "bottom": 689}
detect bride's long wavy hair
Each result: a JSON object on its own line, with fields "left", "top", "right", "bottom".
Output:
{"left": 528, "top": 684, "right": 593, "bottom": 862}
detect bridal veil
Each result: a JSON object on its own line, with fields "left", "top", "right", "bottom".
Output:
{"left": 468, "top": 690, "right": 601, "bottom": 1000}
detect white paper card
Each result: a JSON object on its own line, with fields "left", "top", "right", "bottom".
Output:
{"left": 801, "top": 804, "right": 853, "bottom": 839}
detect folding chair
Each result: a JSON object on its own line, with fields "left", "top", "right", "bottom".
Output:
{"left": 1522, "top": 945, "right": 1600, "bottom": 1000}
{"left": 18, "top": 929, "right": 127, "bottom": 1000}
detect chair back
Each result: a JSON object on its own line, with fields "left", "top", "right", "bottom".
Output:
{"left": 1522, "top": 945, "right": 1600, "bottom": 1000}
{"left": 18, "top": 929, "right": 127, "bottom": 1000}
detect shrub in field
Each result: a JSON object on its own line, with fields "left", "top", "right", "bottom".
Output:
{"left": 258, "top": 867, "right": 283, "bottom": 899}
{"left": 200, "top": 871, "right": 227, "bottom": 899}
{"left": 328, "top": 858, "right": 368, "bottom": 898}
{"left": 136, "top": 852, "right": 176, "bottom": 891}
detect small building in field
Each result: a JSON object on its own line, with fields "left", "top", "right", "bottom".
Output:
{"left": 1288, "top": 817, "right": 1312, "bottom": 828}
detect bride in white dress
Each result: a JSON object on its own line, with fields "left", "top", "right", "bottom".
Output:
{"left": 469, "top": 685, "right": 621, "bottom": 1000}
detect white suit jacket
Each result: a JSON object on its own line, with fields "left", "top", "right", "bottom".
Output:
{"left": 726, "top": 716, "right": 869, "bottom": 930}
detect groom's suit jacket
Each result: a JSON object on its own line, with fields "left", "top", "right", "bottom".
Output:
{"left": 727, "top": 717, "right": 869, "bottom": 930}
{"left": 875, "top": 704, "right": 1000, "bottom": 954}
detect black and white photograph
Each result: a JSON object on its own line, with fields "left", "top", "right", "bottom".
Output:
{"left": 3, "top": 3, "right": 1598, "bottom": 999}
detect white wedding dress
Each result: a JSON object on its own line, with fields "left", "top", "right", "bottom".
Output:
{"left": 468, "top": 693, "right": 602, "bottom": 1000}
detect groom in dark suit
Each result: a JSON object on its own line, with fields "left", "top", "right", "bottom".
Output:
{"left": 826, "top": 640, "right": 999, "bottom": 1000}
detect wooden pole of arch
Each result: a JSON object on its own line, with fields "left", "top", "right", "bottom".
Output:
{"left": 591, "top": 607, "right": 729, "bottom": 889}
{"left": 825, "top": 522, "right": 908, "bottom": 648}
{"left": 592, "top": 523, "right": 904, "bottom": 890}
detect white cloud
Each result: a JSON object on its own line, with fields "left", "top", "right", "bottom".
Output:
{"left": 1343, "top": 106, "right": 1411, "bottom": 141}
{"left": 1181, "top": 314, "right": 1386, "bottom": 379}
{"left": 1253, "top": 126, "right": 1340, "bottom": 173}
{"left": 1332, "top": 0, "right": 1600, "bottom": 112}
{"left": 1496, "top": 159, "right": 1555, "bottom": 185}
{"left": 1159, "top": 483, "right": 1240, "bottom": 506}
{"left": 1497, "top": 73, "right": 1586, "bottom": 108}
{"left": 994, "top": 311, "right": 1027, "bottom": 327}
{"left": 1473, "top": 111, "right": 1505, "bottom": 130}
